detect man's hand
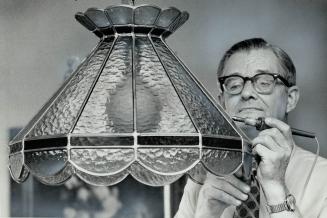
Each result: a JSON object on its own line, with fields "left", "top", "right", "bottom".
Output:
{"left": 252, "top": 117, "right": 295, "bottom": 204}
{"left": 194, "top": 172, "right": 250, "bottom": 218}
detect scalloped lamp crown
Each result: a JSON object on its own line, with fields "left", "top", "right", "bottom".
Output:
{"left": 8, "top": 4, "right": 251, "bottom": 186}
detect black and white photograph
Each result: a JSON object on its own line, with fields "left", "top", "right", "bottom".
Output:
{"left": 1, "top": 0, "right": 327, "bottom": 217}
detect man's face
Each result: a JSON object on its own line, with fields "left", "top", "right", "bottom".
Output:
{"left": 220, "top": 49, "right": 289, "bottom": 125}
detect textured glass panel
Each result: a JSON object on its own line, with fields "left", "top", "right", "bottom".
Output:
{"left": 25, "top": 149, "right": 68, "bottom": 177}
{"left": 105, "top": 6, "right": 133, "bottom": 25}
{"left": 70, "top": 148, "right": 134, "bottom": 174}
{"left": 36, "top": 163, "right": 74, "bottom": 185}
{"left": 155, "top": 8, "right": 180, "bottom": 28}
{"left": 151, "top": 37, "right": 239, "bottom": 137}
{"left": 203, "top": 137, "right": 242, "bottom": 150}
{"left": 9, "top": 142, "right": 23, "bottom": 154}
{"left": 10, "top": 166, "right": 30, "bottom": 184}
{"left": 202, "top": 149, "right": 242, "bottom": 176}
{"left": 135, "top": 37, "right": 196, "bottom": 133}
{"left": 187, "top": 163, "right": 207, "bottom": 185}
{"left": 28, "top": 39, "right": 114, "bottom": 137}
{"left": 19, "top": 166, "right": 30, "bottom": 183}
{"left": 137, "top": 148, "right": 199, "bottom": 174}
{"left": 138, "top": 135, "right": 198, "bottom": 145}
{"left": 129, "top": 163, "right": 182, "bottom": 186}
{"left": 12, "top": 41, "right": 98, "bottom": 143}
{"left": 85, "top": 9, "right": 111, "bottom": 28}
{"left": 70, "top": 136, "right": 133, "bottom": 146}
{"left": 74, "top": 36, "right": 133, "bottom": 134}
{"left": 9, "top": 153, "right": 24, "bottom": 180}
{"left": 76, "top": 168, "right": 128, "bottom": 186}
{"left": 134, "top": 6, "right": 161, "bottom": 25}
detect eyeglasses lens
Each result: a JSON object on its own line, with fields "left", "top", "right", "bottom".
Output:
{"left": 224, "top": 74, "right": 276, "bottom": 94}
{"left": 224, "top": 77, "right": 244, "bottom": 94}
{"left": 254, "top": 74, "right": 275, "bottom": 94}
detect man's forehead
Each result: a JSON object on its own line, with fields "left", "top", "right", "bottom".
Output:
{"left": 222, "top": 49, "right": 283, "bottom": 77}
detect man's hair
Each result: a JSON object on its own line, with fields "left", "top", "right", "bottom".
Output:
{"left": 217, "top": 38, "right": 296, "bottom": 86}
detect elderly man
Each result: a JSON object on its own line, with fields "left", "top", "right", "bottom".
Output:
{"left": 175, "top": 38, "right": 327, "bottom": 218}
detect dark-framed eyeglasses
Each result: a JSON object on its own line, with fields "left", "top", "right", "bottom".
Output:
{"left": 218, "top": 73, "right": 292, "bottom": 95}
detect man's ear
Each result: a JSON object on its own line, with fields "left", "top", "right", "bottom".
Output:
{"left": 286, "top": 86, "right": 300, "bottom": 113}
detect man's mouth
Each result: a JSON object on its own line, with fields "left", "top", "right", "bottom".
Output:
{"left": 238, "top": 107, "right": 264, "bottom": 113}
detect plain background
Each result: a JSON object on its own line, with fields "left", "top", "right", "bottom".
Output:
{"left": 1, "top": 0, "right": 327, "bottom": 216}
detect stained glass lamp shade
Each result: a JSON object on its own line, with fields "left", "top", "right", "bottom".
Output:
{"left": 8, "top": 5, "right": 251, "bottom": 186}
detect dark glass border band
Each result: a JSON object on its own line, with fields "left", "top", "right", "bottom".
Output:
{"left": 202, "top": 137, "right": 242, "bottom": 150}
{"left": 134, "top": 26, "right": 152, "bottom": 34}
{"left": 25, "top": 137, "right": 67, "bottom": 150}
{"left": 138, "top": 136, "right": 199, "bottom": 145}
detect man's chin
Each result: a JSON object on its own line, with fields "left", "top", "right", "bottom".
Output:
{"left": 234, "top": 111, "right": 265, "bottom": 120}
{"left": 239, "top": 125, "right": 259, "bottom": 139}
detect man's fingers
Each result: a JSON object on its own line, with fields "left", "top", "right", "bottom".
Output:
{"left": 224, "top": 174, "right": 251, "bottom": 194}
{"left": 207, "top": 173, "right": 250, "bottom": 194}
{"left": 208, "top": 191, "right": 242, "bottom": 207}
{"left": 206, "top": 175, "right": 249, "bottom": 202}
{"left": 252, "top": 134, "right": 280, "bottom": 151}
{"left": 258, "top": 128, "right": 284, "bottom": 146}
{"left": 255, "top": 122, "right": 294, "bottom": 152}
{"left": 253, "top": 143, "right": 275, "bottom": 158}
{"left": 201, "top": 182, "right": 244, "bottom": 206}
{"left": 264, "top": 117, "right": 292, "bottom": 137}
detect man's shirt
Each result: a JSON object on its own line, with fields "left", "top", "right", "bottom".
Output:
{"left": 175, "top": 145, "right": 327, "bottom": 217}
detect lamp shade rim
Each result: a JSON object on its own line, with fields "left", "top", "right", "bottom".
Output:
{"left": 75, "top": 4, "right": 189, "bottom": 38}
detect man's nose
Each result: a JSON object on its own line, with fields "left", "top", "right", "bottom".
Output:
{"left": 240, "top": 80, "right": 256, "bottom": 100}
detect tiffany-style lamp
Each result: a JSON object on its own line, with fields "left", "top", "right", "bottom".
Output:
{"left": 8, "top": 4, "right": 252, "bottom": 186}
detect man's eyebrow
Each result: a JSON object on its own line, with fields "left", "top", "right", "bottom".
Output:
{"left": 225, "top": 72, "right": 242, "bottom": 76}
{"left": 256, "top": 69, "right": 274, "bottom": 75}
